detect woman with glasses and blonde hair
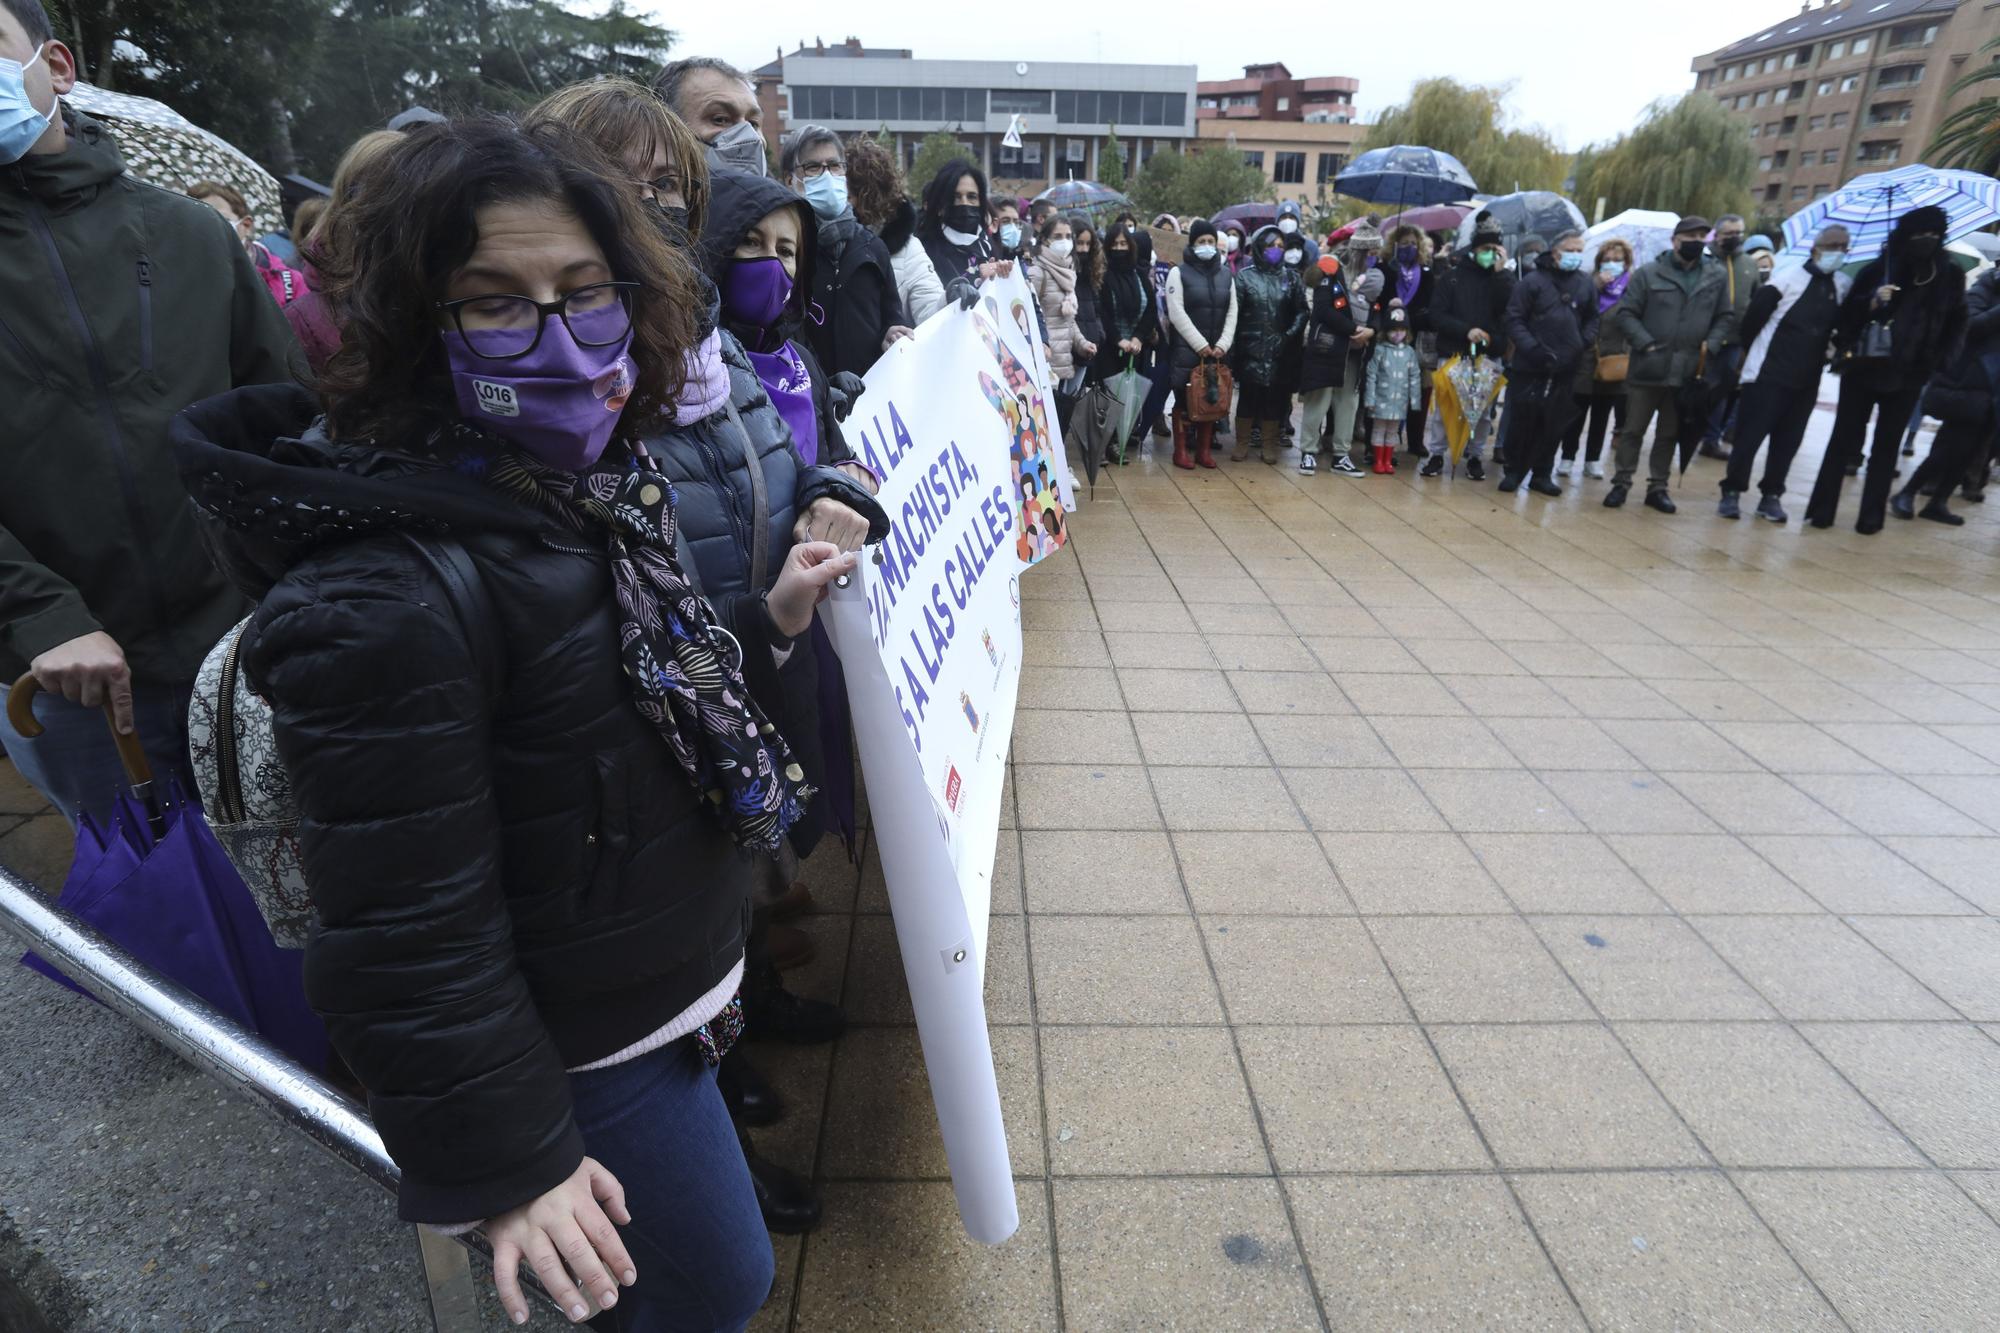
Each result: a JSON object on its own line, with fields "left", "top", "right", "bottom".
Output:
{"left": 1557, "top": 236, "right": 1635, "bottom": 480}
{"left": 524, "top": 77, "right": 707, "bottom": 247}
{"left": 175, "top": 118, "right": 887, "bottom": 1328}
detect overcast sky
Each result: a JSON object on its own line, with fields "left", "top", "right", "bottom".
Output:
{"left": 645, "top": 0, "right": 1781, "bottom": 151}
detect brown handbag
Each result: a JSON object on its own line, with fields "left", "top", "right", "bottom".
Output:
{"left": 1187, "top": 354, "right": 1234, "bottom": 423}
{"left": 1594, "top": 332, "right": 1629, "bottom": 383}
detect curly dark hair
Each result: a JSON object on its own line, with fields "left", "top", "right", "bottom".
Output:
{"left": 316, "top": 117, "right": 702, "bottom": 445}
{"left": 843, "top": 134, "right": 905, "bottom": 230}
{"left": 1069, "top": 216, "right": 1105, "bottom": 290}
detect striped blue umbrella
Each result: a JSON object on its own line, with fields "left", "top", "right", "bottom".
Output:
{"left": 1779, "top": 165, "right": 2000, "bottom": 266}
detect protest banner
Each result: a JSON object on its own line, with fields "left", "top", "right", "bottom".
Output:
{"left": 819, "top": 267, "right": 1068, "bottom": 1244}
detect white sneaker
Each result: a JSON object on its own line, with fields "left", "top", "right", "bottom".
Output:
{"left": 1585, "top": 461, "right": 1606, "bottom": 479}
{"left": 1554, "top": 458, "right": 1573, "bottom": 477}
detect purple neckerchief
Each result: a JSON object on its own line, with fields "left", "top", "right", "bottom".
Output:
{"left": 744, "top": 340, "right": 819, "bottom": 465}
{"left": 677, "top": 328, "right": 732, "bottom": 422}
{"left": 1393, "top": 260, "right": 1421, "bottom": 308}
{"left": 1597, "top": 271, "right": 1631, "bottom": 314}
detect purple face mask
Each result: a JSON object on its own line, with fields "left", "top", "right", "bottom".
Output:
{"left": 723, "top": 256, "right": 794, "bottom": 333}
{"left": 1261, "top": 245, "right": 1284, "bottom": 265}
{"left": 442, "top": 302, "right": 634, "bottom": 472}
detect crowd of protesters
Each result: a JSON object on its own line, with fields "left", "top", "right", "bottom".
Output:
{"left": 1, "top": 0, "right": 1996, "bottom": 1323}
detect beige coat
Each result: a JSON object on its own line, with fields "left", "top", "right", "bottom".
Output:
{"left": 1035, "top": 253, "right": 1091, "bottom": 380}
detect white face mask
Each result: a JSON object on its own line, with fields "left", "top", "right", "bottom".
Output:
{"left": 1223, "top": 234, "right": 1241, "bottom": 253}
{"left": 1045, "top": 238, "right": 1073, "bottom": 259}
{"left": 1277, "top": 217, "right": 1298, "bottom": 235}
{"left": 1814, "top": 250, "right": 1846, "bottom": 274}
{"left": 1282, "top": 249, "right": 1303, "bottom": 267}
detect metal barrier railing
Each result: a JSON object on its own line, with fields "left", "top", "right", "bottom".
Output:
{"left": 0, "top": 862, "right": 561, "bottom": 1331}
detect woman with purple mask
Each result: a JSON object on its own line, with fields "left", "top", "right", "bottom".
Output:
{"left": 1380, "top": 224, "right": 1437, "bottom": 451}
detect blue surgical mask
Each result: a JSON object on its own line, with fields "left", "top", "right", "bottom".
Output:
{"left": 999, "top": 221, "right": 1022, "bottom": 250}
{"left": 1814, "top": 250, "right": 1846, "bottom": 274}
{"left": 1192, "top": 243, "right": 1218, "bottom": 261}
{"left": 0, "top": 44, "right": 53, "bottom": 165}
{"left": 1558, "top": 250, "right": 1584, "bottom": 272}
{"left": 1599, "top": 260, "right": 1626, "bottom": 277}
{"left": 801, "top": 170, "right": 848, "bottom": 220}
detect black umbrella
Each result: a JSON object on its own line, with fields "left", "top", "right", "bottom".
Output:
{"left": 1674, "top": 377, "right": 1716, "bottom": 476}
{"left": 1454, "top": 191, "right": 1587, "bottom": 255}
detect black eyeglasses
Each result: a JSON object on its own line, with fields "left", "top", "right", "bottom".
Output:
{"left": 436, "top": 281, "right": 639, "bottom": 360}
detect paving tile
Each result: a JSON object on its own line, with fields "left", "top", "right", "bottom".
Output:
{"left": 1029, "top": 915, "right": 1223, "bottom": 1024}
{"left": 1723, "top": 721, "right": 1881, "bottom": 774}
{"left": 1735, "top": 1171, "right": 2000, "bottom": 1331}
{"left": 1041, "top": 1026, "right": 1265, "bottom": 1175}
{"left": 1017, "top": 664, "right": 1126, "bottom": 710}
{"left": 1024, "top": 628, "right": 1113, "bottom": 668}
{"left": 1541, "top": 771, "right": 1719, "bottom": 834}
{"left": 1222, "top": 669, "right": 1353, "bottom": 715}
{"left": 1617, "top": 1023, "right": 1921, "bottom": 1168}
{"left": 1052, "top": 1178, "right": 1321, "bottom": 1331}
{"left": 1513, "top": 1172, "right": 1838, "bottom": 1332}
{"left": 1912, "top": 773, "right": 2000, "bottom": 832}
{"left": 0, "top": 813, "right": 72, "bottom": 890}
{"left": 1446, "top": 674, "right": 1580, "bottom": 718}
{"left": 1094, "top": 599, "right": 1196, "bottom": 633}
{"left": 795, "top": 1181, "right": 1057, "bottom": 1327}
{"left": 1128, "top": 711, "right": 1266, "bottom": 766}
{"left": 983, "top": 913, "right": 1034, "bottom": 1025}
{"left": 1370, "top": 917, "right": 1591, "bottom": 1023}
{"left": 1465, "top": 833, "right": 1666, "bottom": 913}
{"left": 1011, "top": 707, "right": 1141, "bottom": 765}
{"left": 1370, "top": 715, "right": 1521, "bottom": 769}
{"left": 1117, "top": 667, "right": 1245, "bottom": 713}
{"left": 1597, "top": 720, "right": 1759, "bottom": 772}
{"left": 1252, "top": 713, "right": 1397, "bottom": 767}
{"left": 1013, "top": 764, "right": 1160, "bottom": 829}
{"left": 1401, "top": 637, "right": 1529, "bottom": 676}
{"left": 1280, "top": 604, "right": 1385, "bottom": 637}
{"left": 1187, "top": 602, "right": 1291, "bottom": 635}
{"left": 1657, "top": 771, "right": 1852, "bottom": 835}
{"left": 1206, "top": 634, "right": 1320, "bottom": 672}
{"left": 1149, "top": 765, "right": 1303, "bottom": 831}
{"left": 820, "top": 1026, "right": 1043, "bottom": 1178}
{"left": 1802, "top": 1023, "right": 2000, "bottom": 1168}
{"left": 1333, "top": 672, "right": 1470, "bottom": 715}
{"left": 1607, "top": 834, "right": 1823, "bottom": 913}
{"left": 1745, "top": 835, "right": 1982, "bottom": 914}
{"left": 1532, "top": 916, "right": 1775, "bottom": 1020}
{"left": 1843, "top": 916, "right": 2000, "bottom": 1022}
{"left": 1411, "top": 768, "right": 1582, "bottom": 834}
{"left": 1284, "top": 767, "right": 1447, "bottom": 832}
{"left": 1238, "top": 1026, "right": 1484, "bottom": 1171}
{"left": 1320, "top": 832, "right": 1512, "bottom": 914}
{"left": 1878, "top": 835, "right": 2000, "bottom": 913}
{"left": 1506, "top": 639, "right": 1626, "bottom": 677}
{"left": 1485, "top": 716, "right": 1635, "bottom": 770}
{"left": 1550, "top": 675, "right": 1691, "bottom": 719}
{"left": 1691, "top": 916, "right": 1955, "bottom": 1021}
{"left": 1430, "top": 1024, "right": 1706, "bottom": 1169}
{"left": 1172, "top": 830, "right": 1351, "bottom": 914}
{"left": 1020, "top": 830, "right": 1185, "bottom": 914}
{"left": 1783, "top": 773, "right": 1988, "bottom": 836}
{"left": 1204, "top": 918, "right": 1407, "bottom": 1023}
{"left": 1819, "top": 722, "right": 1997, "bottom": 775}
{"left": 1288, "top": 1176, "right": 1585, "bottom": 1331}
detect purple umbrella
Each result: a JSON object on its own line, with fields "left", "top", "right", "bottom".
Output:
{"left": 1212, "top": 202, "right": 1279, "bottom": 234}
{"left": 8, "top": 679, "right": 327, "bottom": 1070}
{"left": 1379, "top": 203, "right": 1476, "bottom": 235}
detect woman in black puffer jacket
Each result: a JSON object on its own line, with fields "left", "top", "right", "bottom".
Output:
{"left": 173, "top": 119, "right": 863, "bottom": 1332}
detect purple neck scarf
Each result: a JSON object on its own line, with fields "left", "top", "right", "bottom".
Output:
{"left": 745, "top": 340, "right": 819, "bottom": 465}
{"left": 1597, "top": 271, "right": 1631, "bottom": 314}
{"left": 677, "top": 328, "right": 732, "bottom": 422}
{"left": 1393, "top": 260, "right": 1422, "bottom": 309}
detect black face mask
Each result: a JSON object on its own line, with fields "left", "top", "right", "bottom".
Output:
{"left": 944, "top": 204, "right": 984, "bottom": 235}
{"left": 1719, "top": 235, "right": 1742, "bottom": 255}
{"left": 653, "top": 205, "right": 691, "bottom": 250}
{"left": 1905, "top": 236, "right": 1941, "bottom": 261}
{"left": 1677, "top": 239, "right": 1705, "bottom": 263}
{"left": 1108, "top": 249, "right": 1135, "bottom": 272}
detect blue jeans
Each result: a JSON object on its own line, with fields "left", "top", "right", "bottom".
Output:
{"left": 0, "top": 683, "right": 192, "bottom": 827}
{"left": 568, "top": 1040, "right": 773, "bottom": 1332}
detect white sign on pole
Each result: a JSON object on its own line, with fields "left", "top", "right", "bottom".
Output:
{"left": 819, "top": 267, "right": 1070, "bottom": 1244}
{"left": 1002, "top": 113, "right": 1024, "bottom": 149}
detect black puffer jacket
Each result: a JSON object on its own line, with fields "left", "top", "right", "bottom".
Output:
{"left": 1504, "top": 250, "right": 1600, "bottom": 376}
{"left": 172, "top": 384, "right": 781, "bottom": 1225}
{"left": 803, "top": 211, "right": 905, "bottom": 377}
{"left": 1427, "top": 253, "right": 1516, "bottom": 361}
{"left": 1232, "top": 228, "right": 1307, "bottom": 388}
{"left": 1297, "top": 261, "right": 1361, "bottom": 393}
{"left": 1923, "top": 267, "right": 1998, "bottom": 424}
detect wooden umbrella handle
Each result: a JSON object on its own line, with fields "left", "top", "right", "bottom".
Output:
{"left": 6, "top": 673, "right": 154, "bottom": 788}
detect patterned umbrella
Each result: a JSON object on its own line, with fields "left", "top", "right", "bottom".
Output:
{"left": 1455, "top": 191, "right": 1587, "bottom": 254}
{"left": 1033, "top": 179, "right": 1133, "bottom": 214}
{"left": 61, "top": 82, "right": 283, "bottom": 234}
{"left": 1335, "top": 145, "right": 1479, "bottom": 209}
{"left": 1583, "top": 208, "right": 1681, "bottom": 268}
{"left": 1779, "top": 165, "right": 2000, "bottom": 267}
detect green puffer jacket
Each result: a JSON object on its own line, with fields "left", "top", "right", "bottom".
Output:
{"left": 1232, "top": 232, "right": 1307, "bottom": 388}
{"left": 0, "top": 108, "right": 300, "bottom": 685}
{"left": 1610, "top": 251, "right": 1732, "bottom": 389}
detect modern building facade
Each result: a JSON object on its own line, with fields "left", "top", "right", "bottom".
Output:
{"left": 753, "top": 38, "right": 1198, "bottom": 196}
{"left": 1690, "top": 0, "right": 2000, "bottom": 215}
{"left": 1194, "top": 62, "right": 1365, "bottom": 207}
{"left": 1197, "top": 62, "right": 1359, "bottom": 125}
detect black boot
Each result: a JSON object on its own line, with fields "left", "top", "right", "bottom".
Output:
{"left": 718, "top": 1047, "right": 785, "bottom": 1126}
{"left": 739, "top": 1129, "right": 822, "bottom": 1234}
{"left": 741, "top": 968, "right": 846, "bottom": 1045}
{"left": 1890, "top": 490, "right": 1916, "bottom": 520}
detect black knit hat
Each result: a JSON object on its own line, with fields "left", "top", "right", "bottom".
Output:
{"left": 1189, "top": 219, "right": 1217, "bottom": 243}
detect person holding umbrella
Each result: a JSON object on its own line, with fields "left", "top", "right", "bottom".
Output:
{"left": 1718, "top": 225, "right": 1853, "bottom": 523}
{"left": 1420, "top": 214, "right": 1513, "bottom": 481}
{"left": 1891, "top": 258, "right": 2000, "bottom": 526}
{"left": 1603, "top": 215, "right": 1731, "bottom": 513}
{"left": 0, "top": 0, "right": 301, "bottom": 826}
{"left": 1498, "top": 229, "right": 1598, "bottom": 496}
{"left": 1805, "top": 205, "right": 1968, "bottom": 533}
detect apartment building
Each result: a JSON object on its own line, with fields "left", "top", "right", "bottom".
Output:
{"left": 1195, "top": 63, "right": 1366, "bottom": 207}
{"left": 1690, "top": 0, "right": 2000, "bottom": 214}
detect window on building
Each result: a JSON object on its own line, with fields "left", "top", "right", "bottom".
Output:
{"left": 1275, "top": 97, "right": 1289, "bottom": 111}
{"left": 1273, "top": 151, "right": 1305, "bottom": 184}
{"left": 1725, "top": 64, "right": 1739, "bottom": 81}
{"left": 1242, "top": 150, "right": 1265, "bottom": 169}
{"left": 1877, "top": 65, "right": 1925, "bottom": 90}
{"left": 1766, "top": 121, "right": 1781, "bottom": 135}
{"left": 1817, "top": 79, "right": 1834, "bottom": 95}
{"left": 1773, "top": 87, "right": 1788, "bottom": 104}
{"left": 1792, "top": 185, "right": 1808, "bottom": 200}
{"left": 1063, "top": 138, "right": 1087, "bottom": 174}
{"left": 1828, "top": 39, "right": 1845, "bottom": 58}
{"left": 1754, "top": 90, "right": 1770, "bottom": 106}
{"left": 1852, "top": 36, "right": 1870, "bottom": 54}
{"left": 1856, "top": 140, "right": 1902, "bottom": 164}
{"left": 1763, "top": 57, "right": 1778, "bottom": 73}
{"left": 990, "top": 89, "right": 1053, "bottom": 116}
{"left": 922, "top": 87, "right": 944, "bottom": 120}
{"left": 1316, "top": 151, "right": 1343, "bottom": 183}
{"left": 1840, "top": 75, "right": 1860, "bottom": 92}
{"left": 1782, "top": 51, "right": 1796, "bottom": 68}
{"left": 1869, "top": 101, "right": 1913, "bottom": 126}
{"left": 1759, "top": 155, "right": 1773, "bottom": 171}
{"left": 1781, "top": 116, "right": 1798, "bottom": 134}
{"left": 1773, "top": 150, "right": 1789, "bottom": 167}
{"left": 1830, "top": 111, "right": 1849, "bottom": 127}
{"left": 1749, "top": 123, "right": 1762, "bottom": 138}
{"left": 1813, "top": 183, "right": 1831, "bottom": 199}
{"left": 1809, "top": 114, "right": 1826, "bottom": 130}
{"left": 1765, "top": 183, "right": 1783, "bottom": 201}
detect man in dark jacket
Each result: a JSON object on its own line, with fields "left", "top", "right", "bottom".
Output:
{"left": 781, "top": 125, "right": 908, "bottom": 377}
{"left": 1499, "top": 230, "right": 1599, "bottom": 495}
{"left": 0, "top": 2, "right": 300, "bottom": 824}
{"left": 1420, "top": 214, "right": 1514, "bottom": 480}
{"left": 1698, "top": 213, "right": 1760, "bottom": 458}
{"left": 1718, "top": 224, "right": 1851, "bottom": 523}
{"left": 1604, "top": 214, "right": 1731, "bottom": 513}
{"left": 1892, "top": 263, "right": 2000, "bottom": 526}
